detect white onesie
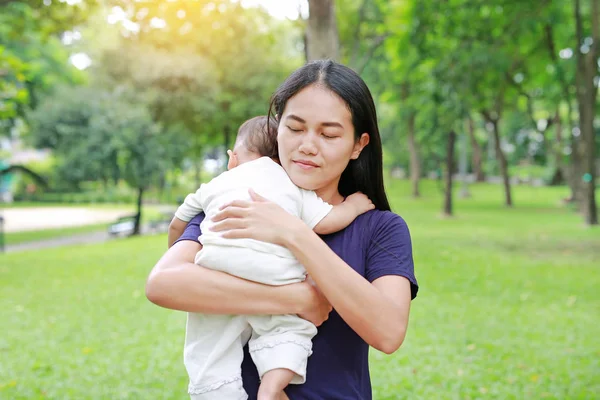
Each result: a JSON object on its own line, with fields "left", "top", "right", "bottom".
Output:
{"left": 174, "top": 157, "right": 333, "bottom": 399}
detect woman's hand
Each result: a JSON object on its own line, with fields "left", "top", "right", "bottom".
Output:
{"left": 296, "top": 276, "right": 333, "bottom": 326}
{"left": 211, "top": 189, "right": 307, "bottom": 246}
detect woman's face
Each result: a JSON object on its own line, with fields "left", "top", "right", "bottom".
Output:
{"left": 277, "top": 84, "right": 369, "bottom": 200}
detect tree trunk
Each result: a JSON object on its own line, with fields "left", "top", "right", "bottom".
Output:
{"left": 459, "top": 130, "right": 471, "bottom": 198}
{"left": 568, "top": 144, "right": 586, "bottom": 202}
{"left": 401, "top": 82, "right": 420, "bottom": 198}
{"left": 564, "top": 96, "right": 583, "bottom": 201}
{"left": 491, "top": 120, "right": 513, "bottom": 207}
{"left": 303, "top": 31, "right": 309, "bottom": 62}
{"left": 444, "top": 131, "right": 456, "bottom": 216}
{"left": 407, "top": 111, "right": 421, "bottom": 197}
{"left": 467, "top": 117, "right": 485, "bottom": 182}
{"left": 307, "top": 0, "right": 340, "bottom": 61}
{"left": 573, "top": 0, "right": 598, "bottom": 225}
{"left": 133, "top": 187, "right": 143, "bottom": 236}
{"left": 545, "top": 21, "right": 580, "bottom": 200}
{"left": 549, "top": 111, "right": 566, "bottom": 186}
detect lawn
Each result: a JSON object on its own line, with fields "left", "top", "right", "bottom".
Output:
{"left": 3, "top": 223, "right": 109, "bottom": 246}
{"left": 1, "top": 180, "right": 598, "bottom": 399}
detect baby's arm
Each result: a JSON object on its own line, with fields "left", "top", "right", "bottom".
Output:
{"left": 168, "top": 217, "right": 189, "bottom": 248}
{"left": 169, "top": 187, "right": 205, "bottom": 248}
{"left": 313, "top": 192, "right": 374, "bottom": 235}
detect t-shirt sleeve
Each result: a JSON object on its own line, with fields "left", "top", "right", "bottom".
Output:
{"left": 173, "top": 212, "right": 205, "bottom": 245}
{"left": 174, "top": 186, "right": 205, "bottom": 222}
{"left": 365, "top": 212, "right": 418, "bottom": 299}
{"left": 299, "top": 189, "right": 334, "bottom": 229}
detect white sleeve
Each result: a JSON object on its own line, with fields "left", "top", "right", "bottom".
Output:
{"left": 174, "top": 185, "right": 205, "bottom": 222}
{"left": 299, "top": 189, "right": 334, "bottom": 228}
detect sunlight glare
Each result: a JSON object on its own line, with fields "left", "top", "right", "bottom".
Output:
{"left": 239, "top": 0, "right": 308, "bottom": 20}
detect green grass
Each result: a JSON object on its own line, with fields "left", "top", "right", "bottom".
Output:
{"left": 3, "top": 224, "right": 108, "bottom": 246}
{"left": 1, "top": 180, "right": 599, "bottom": 399}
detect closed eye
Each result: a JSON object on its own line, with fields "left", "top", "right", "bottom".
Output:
{"left": 322, "top": 133, "right": 338, "bottom": 139}
{"left": 286, "top": 125, "right": 302, "bottom": 133}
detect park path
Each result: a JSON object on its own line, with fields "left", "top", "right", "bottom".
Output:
{"left": 3, "top": 224, "right": 162, "bottom": 253}
{"left": 2, "top": 205, "right": 175, "bottom": 253}
{"left": 2, "top": 207, "right": 131, "bottom": 232}
{"left": 4, "top": 230, "right": 111, "bottom": 253}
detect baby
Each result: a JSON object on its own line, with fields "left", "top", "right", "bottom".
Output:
{"left": 169, "top": 116, "right": 374, "bottom": 400}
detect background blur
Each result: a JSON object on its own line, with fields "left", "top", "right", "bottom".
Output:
{"left": 1, "top": 0, "right": 599, "bottom": 398}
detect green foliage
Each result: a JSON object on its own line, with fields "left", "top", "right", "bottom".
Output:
{"left": 0, "top": 0, "right": 95, "bottom": 125}
{"left": 0, "top": 45, "right": 29, "bottom": 121}
{"left": 373, "top": 0, "right": 582, "bottom": 176}
{"left": 96, "top": 0, "right": 301, "bottom": 158}
{"left": 28, "top": 85, "right": 186, "bottom": 192}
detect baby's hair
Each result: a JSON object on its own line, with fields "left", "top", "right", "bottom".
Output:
{"left": 234, "top": 116, "right": 279, "bottom": 158}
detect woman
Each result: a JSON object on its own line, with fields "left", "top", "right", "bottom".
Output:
{"left": 146, "top": 60, "right": 418, "bottom": 400}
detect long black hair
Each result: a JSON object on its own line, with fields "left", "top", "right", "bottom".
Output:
{"left": 268, "top": 60, "right": 391, "bottom": 211}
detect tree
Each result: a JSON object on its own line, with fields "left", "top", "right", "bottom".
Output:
{"left": 467, "top": 116, "right": 486, "bottom": 182}
{"left": 401, "top": 82, "right": 421, "bottom": 197}
{"left": 100, "top": 0, "right": 299, "bottom": 181}
{"left": 573, "top": 0, "right": 599, "bottom": 225}
{"left": 0, "top": 0, "right": 94, "bottom": 127}
{"left": 112, "top": 105, "right": 175, "bottom": 235}
{"left": 444, "top": 131, "right": 457, "bottom": 216}
{"left": 28, "top": 87, "right": 118, "bottom": 189}
{"left": 307, "top": 0, "right": 340, "bottom": 60}
{"left": 375, "top": 0, "right": 426, "bottom": 198}
{"left": 338, "top": 0, "right": 390, "bottom": 74}
{"left": 97, "top": 43, "right": 219, "bottom": 186}
{"left": 28, "top": 86, "right": 186, "bottom": 234}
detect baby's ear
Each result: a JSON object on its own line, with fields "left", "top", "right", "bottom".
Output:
{"left": 227, "top": 150, "right": 238, "bottom": 170}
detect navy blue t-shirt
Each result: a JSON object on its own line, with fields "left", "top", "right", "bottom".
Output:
{"left": 176, "top": 209, "right": 418, "bottom": 400}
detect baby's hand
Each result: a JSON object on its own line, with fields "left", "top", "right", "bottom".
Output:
{"left": 346, "top": 192, "right": 375, "bottom": 215}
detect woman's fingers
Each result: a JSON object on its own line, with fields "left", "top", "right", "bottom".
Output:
{"left": 220, "top": 228, "right": 252, "bottom": 239}
{"left": 210, "top": 218, "right": 249, "bottom": 232}
{"left": 212, "top": 206, "right": 249, "bottom": 222}
{"left": 248, "top": 188, "right": 268, "bottom": 202}
{"left": 218, "top": 199, "right": 252, "bottom": 211}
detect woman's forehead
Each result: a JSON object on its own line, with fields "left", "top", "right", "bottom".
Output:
{"left": 283, "top": 85, "right": 352, "bottom": 125}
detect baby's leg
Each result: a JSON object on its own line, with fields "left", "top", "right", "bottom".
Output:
{"left": 185, "top": 314, "right": 250, "bottom": 400}
{"left": 257, "top": 369, "right": 293, "bottom": 400}
{"left": 247, "top": 314, "right": 317, "bottom": 398}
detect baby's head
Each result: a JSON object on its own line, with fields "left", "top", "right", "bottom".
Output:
{"left": 227, "top": 116, "right": 279, "bottom": 170}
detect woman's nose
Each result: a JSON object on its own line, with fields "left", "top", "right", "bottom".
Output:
{"left": 298, "top": 134, "right": 318, "bottom": 155}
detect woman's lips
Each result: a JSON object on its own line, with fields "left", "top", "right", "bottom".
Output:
{"left": 293, "top": 160, "right": 319, "bottom": 170}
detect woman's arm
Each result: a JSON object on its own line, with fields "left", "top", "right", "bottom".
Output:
{"left": 146, "top": 238, "right": 332, "bottom": 324}
{"left": 212, "top": 191, "right": 414, "bottom": 354}
{"left": 286, "top": 229, "right": 412, "bottom": 354}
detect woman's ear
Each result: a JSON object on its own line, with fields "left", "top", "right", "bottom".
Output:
{"left": 351, "top": 133, "right": 370, "bottom": 160}
{"left": 227, "top": 150, "right": 239, "bottom": 170}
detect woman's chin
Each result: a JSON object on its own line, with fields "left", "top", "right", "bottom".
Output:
{"left": 289, "top": 174, "right": 320, "bottom": 191}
